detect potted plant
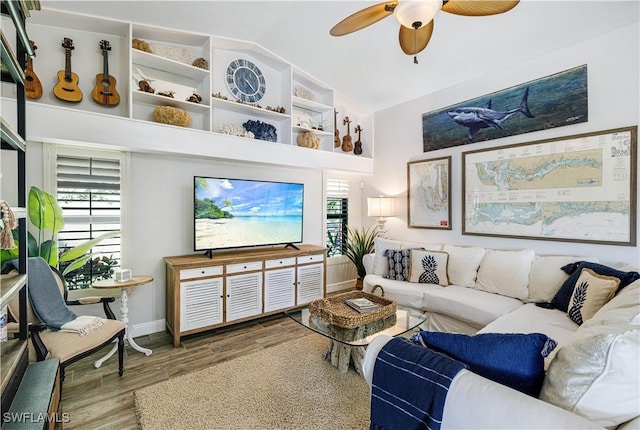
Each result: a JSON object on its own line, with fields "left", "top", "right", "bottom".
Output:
{"left": 344, "top": 225, "right": 378, "bottom": 289}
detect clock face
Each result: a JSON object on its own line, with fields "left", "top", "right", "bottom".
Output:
{"left": 225, "top": 59, "right": 266, "bottom": 103}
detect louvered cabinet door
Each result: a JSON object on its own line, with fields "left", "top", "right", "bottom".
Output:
{"left": 296, "top": 263, "right": 324, "bottom": 305}
{"left": 226, "top": 272, "right": 263, "bottom": 322}
{"left": 180, "top": 278, "right": 223, "bottom": 331}
{"left": 264, "top": 267, "right": 296, "bottom": 312}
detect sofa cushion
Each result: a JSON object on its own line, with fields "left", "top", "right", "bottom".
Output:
{"left": 567, "top": 268, "right": 619, "bottom": 325}
{"left": 540, "top": 323, "right": 640, "bottom": 428}
{"left": 409, "top": 249, "right": 449, "bottom": 286}
{"left": 551, "top": 262, "right": 640, "bottom": 311}
{"left": 527, "top": 255, "right": 599, "bottom": 303}
{"left": 422, "top": 286, "right": 523, "bottom": 328}
{"left": 363, "top": 274, "right": 441, "bottom": 310}
{"left": 412, "top": 331, "right": 556, "bottom": 396}
{"left": 479, "top": 303, "right": 578, "bottom": 366}
{"left": 384, "top": 249, "right": 410, "bottom": 281}
{"left": 475, "top": 249, "right": 535, "bottom": 301}
{"left": 442, "top": 244, "right": 485, "bottom": 288}
{"left": 372, "top": 238, "right": 402, "bottom": 276}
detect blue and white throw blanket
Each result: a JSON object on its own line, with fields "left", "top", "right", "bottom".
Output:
{"left": 370, "top": 337, "right": 467, "bottom": 430}
{"left": 4, "top": 257, "right": 104, "bottom": 335}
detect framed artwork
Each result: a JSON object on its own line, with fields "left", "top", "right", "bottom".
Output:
{"left": 462, "top": 126, "right": 637, "bottom": 245}
{"left": 422, "top": 65, "right": 588, "bottom": 152}
{"left": 407, "top": 156, "right": 452, "bottom": 229}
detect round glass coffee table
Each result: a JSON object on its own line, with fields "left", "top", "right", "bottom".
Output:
{"left": 285, "top": 305, "right": 427, "bottom": 375}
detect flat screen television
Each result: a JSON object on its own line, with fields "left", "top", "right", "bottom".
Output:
{"left": 194, "top": 176, "right": 304, "bottom": 254}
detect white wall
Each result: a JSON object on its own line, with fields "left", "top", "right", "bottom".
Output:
{"left": 367, "top": 24, "right": 640, "bottom": 267}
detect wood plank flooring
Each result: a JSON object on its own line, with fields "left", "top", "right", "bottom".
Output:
{"left": 61, "top": 314, "right": 312, "bottom": 430}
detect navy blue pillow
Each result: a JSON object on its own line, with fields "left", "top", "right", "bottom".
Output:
{"left": 384, "top": 249, "right": 410, "bottom": 281}
{"left": 551, "top": 262, "right": 640, "bottom": 312}
{"left": 411, "top": 331, "right": 557, "bottom": 397}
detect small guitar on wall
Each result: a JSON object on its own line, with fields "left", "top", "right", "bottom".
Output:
{"left": 25, "top": 40, "right": 43, "bottom": 100}
{"left": 354, "top": 125, "right": 363, "bottom": 155}
{"left": 53, "top": 38, "right": 83, "bottom": 103}
{"left": 341, "top": 116, "right": 353, "bottom": 152}
{"left": 92, "top": 40, "right": 120, "bottom": 107}
{"left": 333, "top": 108, "right": 340, "bottom": 148}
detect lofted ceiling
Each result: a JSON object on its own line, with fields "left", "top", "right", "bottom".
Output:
{"left": 43, "top": 0, "right": 639, "bottom": 112}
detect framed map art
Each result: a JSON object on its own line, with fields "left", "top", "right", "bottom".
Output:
{"left": 408, "top": 156, "right": 452, "bottom": 229}
{"left": 462, "top": 126, "right": 637, "bottom": 245}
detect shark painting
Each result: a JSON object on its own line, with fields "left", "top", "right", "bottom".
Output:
{"left": 447, "top": 87, "right": 535, "bottom": 142}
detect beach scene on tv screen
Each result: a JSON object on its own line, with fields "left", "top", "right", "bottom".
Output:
{"left": 195, "top": 177, "right": 303, "bottom": 250}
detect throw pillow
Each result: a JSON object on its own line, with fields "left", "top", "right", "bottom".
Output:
{"left": 526, "top": 255, "right": 599, "bottom": 303}
{"left": 384, "top": 249, "right": 410, "bottom": 281}
{"left": 409, "top": 250, "right": 449, "bottom": 286}
{"left": 475, "top": 248, "right": 535, "bottom": 301}
{"left": 373, "top": 238, "right": 402, "bottom": 276}
{"left": 442, "top": 244, "right": 485, "bottom": 288}
{"left": 567, "top": 268, "right": 619, "bottom": 325}
{"left": 540, "top": 323, "right": 640, "bottom": 428}
{"left": 551, "top": 262, "right": 640, "bottom": 312}
{"left": 412, "top": 331, "right": 557, "bottom": 397}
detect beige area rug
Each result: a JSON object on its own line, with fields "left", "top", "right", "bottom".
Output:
{"left": 134, "top": 335, "right": 370, "bottom": 429}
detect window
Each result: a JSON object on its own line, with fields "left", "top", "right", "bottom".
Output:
{"left": 326, "top": 178, "right": 349, "bottom": 257}
{"left": 45, "top": 145, "right": 128, "bottom": 289}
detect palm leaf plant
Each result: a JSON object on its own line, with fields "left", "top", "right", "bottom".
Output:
{"left": 344, "top": 225, "right": 378, "bottom": 280}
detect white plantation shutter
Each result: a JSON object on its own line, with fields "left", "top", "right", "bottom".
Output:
{"left": 46, "top": 145, "right": 128, "bottom": 289}
{"left": 326, "top": 178, "right": 349, "bottom": 256}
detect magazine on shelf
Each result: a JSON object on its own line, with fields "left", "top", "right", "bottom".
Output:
{"left": 344, "top": 297, "right": 381, "bottom": 313}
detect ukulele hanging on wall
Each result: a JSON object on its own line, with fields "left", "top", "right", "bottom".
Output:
{"left": 92, "top": 40, "right": 120, "bottom": 106}
{"left": 333, "top": 108, "right": 340, "bottom": 148}
{"left": 341, "top": 116, "right": 353, "bottom": 152}
{"left": 354, "top": 125, "right": 363, "bottom": 155}
{"left": 53, "top": 38, "right": 83, "bottom": 103}
{"left": 25, "top": 40, "right": 43, "bottom": 100}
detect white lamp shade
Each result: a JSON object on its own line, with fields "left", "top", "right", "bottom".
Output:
{"left": 367, "top": 197, "right": 396, "bottom": 217}
{"left": 394, "top": 0, "right": 443, "bottom": 29}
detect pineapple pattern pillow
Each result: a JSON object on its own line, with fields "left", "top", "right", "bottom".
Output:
{"left": 567, "top": 268, "right": 620, "bottom": 325}
{"left": 409, "top": 250, "right": 449, "bottom": 286}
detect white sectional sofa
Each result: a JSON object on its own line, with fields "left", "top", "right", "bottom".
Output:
{"left": 361, "top": 238, "right": 640, "bottom": 429}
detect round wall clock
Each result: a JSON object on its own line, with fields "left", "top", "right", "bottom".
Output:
{"left": 225, "top": 59, "right": 266, "bottom": 104}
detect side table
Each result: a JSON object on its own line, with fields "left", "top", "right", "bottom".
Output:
{"left": 92, "top": 275, "right": 154, "bottom": 368}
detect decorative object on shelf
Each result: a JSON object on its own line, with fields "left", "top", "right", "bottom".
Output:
{"left": 341, "top": 116, "right": 353, "bottom": 152}
{"left": 92, "top": 40, "right": 120, "bottom": 107}
{"left": 408, "top": 157, "right": 451, "bottom": 230}
{"left": 53, "top": 37, "right": 83, "bottom": 103}
{"left": 186, "top": 92, "right": 202, "bottom": 104}
{"left": 218, "top": 123, "right": 254, "bottom": 138}
{"left": 138, "top": 80, "right": 155, "bottom": 93}
{"left": 211, "top": 91, "right": 228, "bottom": 101}
{"left": 0, "top": 200, "right": 17, "bottom": 249}
{"left": 131, "top": 37, "right": 151, "bottom": 53}
{"left": 157, "top": 90, "right": 175, "bottom": 98}
{"left": 243, "top": 119, "right": 277, "bottom": 142}
{"left": 297, "top": 131, "right": 320, "bottom": 149}
{"left": 294, "top": 84, "right": 314, "bottom": 101}
{"left": 226, "top": 58, "right": 267, "bottom": 103}
{"left": 148, "top": 42, "right": 193, "bottom": 65}
{"left": 266, "top": 105, "right": 286, "bottom": 114}
{"left": 330, "top": 0, "right": 519, "bottom": 63}
{"left": 334, "top": 109, "right": 340, "bottom": 148}
{"left": 153, "top": 106, "right": 191, "bottom": 127}
{"left": 25, "top": 40, "right": 42, "bottom": 100}
{"left": 192, "top": 57, "right": 208, "bottom": 70}
{"left": 354, "top": 125, "right": 363, "bottom": 155}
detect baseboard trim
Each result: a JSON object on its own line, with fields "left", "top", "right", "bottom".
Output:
{"left": 327, "top": 279, "right": 357, "bottom": 294}
{"left": 130, "top": 319, "right": 165, "bottom": 338}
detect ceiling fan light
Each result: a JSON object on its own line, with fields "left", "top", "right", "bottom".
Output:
{"left": 394, "top": 0, "right": 443, "bottom": 29}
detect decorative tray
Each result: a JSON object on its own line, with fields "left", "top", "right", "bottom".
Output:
{"left": 308, "top": 290, "right": 397, "bottom": 329}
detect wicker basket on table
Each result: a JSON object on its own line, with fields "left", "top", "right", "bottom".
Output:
{"left": 308, "top": 290, "right": 397, "bottom": 329}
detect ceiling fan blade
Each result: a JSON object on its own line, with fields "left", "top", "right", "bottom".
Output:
{"left": 330, "top": 1, "right": 398, "bottom": 36}
{"left": 442, "top": 0, "right": 520, "bottom": 16}
{"left": 399, "top": 21, "right": 434, "bottom": 55}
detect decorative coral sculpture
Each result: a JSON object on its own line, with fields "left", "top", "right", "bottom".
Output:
{"left": 243, "top": 120, "right": 277, "bottom": 142}
{"left": 132, "top": 38, "right": 151, "bottom": 53}
{"left": 297, "top": 131, "right": 320, "bottom": 149}
{"left": 153, "top": 106, "right": 191, "bottom": 127}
